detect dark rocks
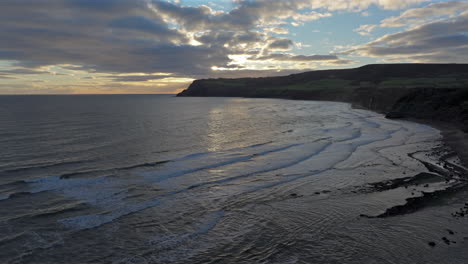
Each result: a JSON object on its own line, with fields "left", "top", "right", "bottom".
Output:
{"left": 362, "top": 172, "right": 440, "bottom": 193}
{"left": 452, "top": 202, "right": 468, "bottom": 218}
{"left": 442, "top": 237, "right": 450, "bottom": 245}
{"left": 428, "top": 231, "right": 458, "bottom": 247}
{"left": 314, "top": 190, "right": 331, "bottom": 195}
{"left": 359, "top": 214, "right": 372, "bottom": 218}
{"left": 385, "top": 111, "right": 405, "bottom": 119}
{"left": 289, "top": 193, "right": 303, "bottom": 198}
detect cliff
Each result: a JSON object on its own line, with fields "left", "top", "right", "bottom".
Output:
{"left": 178, "top": 64, "right": 468, "bottom": 131}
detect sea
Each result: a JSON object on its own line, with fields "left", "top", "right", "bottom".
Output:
{"left": 1, "top": 94, "right": 468, "bottom": 264}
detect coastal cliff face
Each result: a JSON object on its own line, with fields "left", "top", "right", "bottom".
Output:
{"left": 178, "top": 64, "right": 468, "bottom": 130}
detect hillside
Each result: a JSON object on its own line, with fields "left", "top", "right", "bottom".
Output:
{"left": 178, "top": 64, "right": 468, "bottom": 130}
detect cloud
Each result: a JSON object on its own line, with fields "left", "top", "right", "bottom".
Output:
{"left": 354, "top": 1, "right": 468, "bottom": 35}
{"left": 105, "top": 74, "right": 178, "bottom": 82}
{"left": 0, "top": 68, "right": 51, "bottom": 75}
{"left": 287, "top": 0, "right": 427, "bottom": 11}
{"left": 346, "top": 8, "right": 468, "bottom": 63}
{"left": 0, "top": 76, "right": 16, "bottom": 79}
{"left": 354, "top": 24, "right": 378, "bottom": 36}
{"left": 0, "top": 0, "right": 432, "bottom": 93}
{"left": 0, "top": 0, "right": 348, "bottom": 78}
{"left": 68, "top": 0, "right": 134, "bottom": 11}
{"left": 380, "top": 1, "right": 468, "bottom": 28}
{"left": 208, "top": 69, "right": 308, "bottom": 79}
{"left": 254, "top": 53, "right": 340, "bottom": 61}
{"left": 250, "top": 53, "right": 356, "bottom": 66}
{"left": 361, "top": 11, "right": 371, "bottom": 17}
{"left": 323, "top": 59, "right": 356, "bottom": 65}
{"left": 109, "top": 16, "right": 185, "bottom": 41}
{"left": 194, "top": 30, "right": 266, "bottom": 52}
{"left": 267, "top": 39, "right": 294, "bottom": 50}
{"left": 264, "top": 27, "right": 289, "bottom": 34}
{"left": 0, "top": 1, "right": 235, "bottom": 77}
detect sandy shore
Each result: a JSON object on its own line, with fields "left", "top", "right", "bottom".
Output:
{"left": 439, "top": 127, "right": 468, "bottom": 168}
{"left": 405, "top": 119, "right": 468, "bottom": 169}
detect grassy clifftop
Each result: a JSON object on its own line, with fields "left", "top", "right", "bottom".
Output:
{"left": 178, "top": 64, "right": 468, "bottom": 98}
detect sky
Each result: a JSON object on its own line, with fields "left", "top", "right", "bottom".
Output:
{"left": 0, "top": 0, "right": 467, "bottom": 94}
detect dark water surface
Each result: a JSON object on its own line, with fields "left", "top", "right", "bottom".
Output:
{"left": 1, "top": 95, "right": 467, "bottom": 263}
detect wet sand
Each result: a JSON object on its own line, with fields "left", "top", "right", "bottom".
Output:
{"left": 440, "top": 127, "right": 468, "bottom": 169}
{"left": 404, "top": 118, "right": 468, "bottom": 169}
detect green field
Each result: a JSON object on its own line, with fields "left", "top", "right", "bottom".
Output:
{"left": 209, "top": 76, "right": 468, "bottom": 92}
{"left": 379, "top": 77, "right": 468, "bottom": 89}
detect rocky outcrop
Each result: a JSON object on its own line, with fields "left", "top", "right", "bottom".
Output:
{"left": 385, "top": 88, "right": 468, "bottom": 130}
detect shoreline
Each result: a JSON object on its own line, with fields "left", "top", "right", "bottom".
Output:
{"left": 348, "top": 104, "right": 467, "bottom": 169}
{"left": 352, "top": 102, "right": 468, "bottom": 169}
{"left": 289, "top": 98, "right": 468, "bottom": 169}
{"left": 423, "top": 121, "right": 468, "bottom": 169}
{"left": 180, "top": 95, "right": 468, "bottom": 169}
{"left": 349, "top": 104, "right": 468, "bottom": 170}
